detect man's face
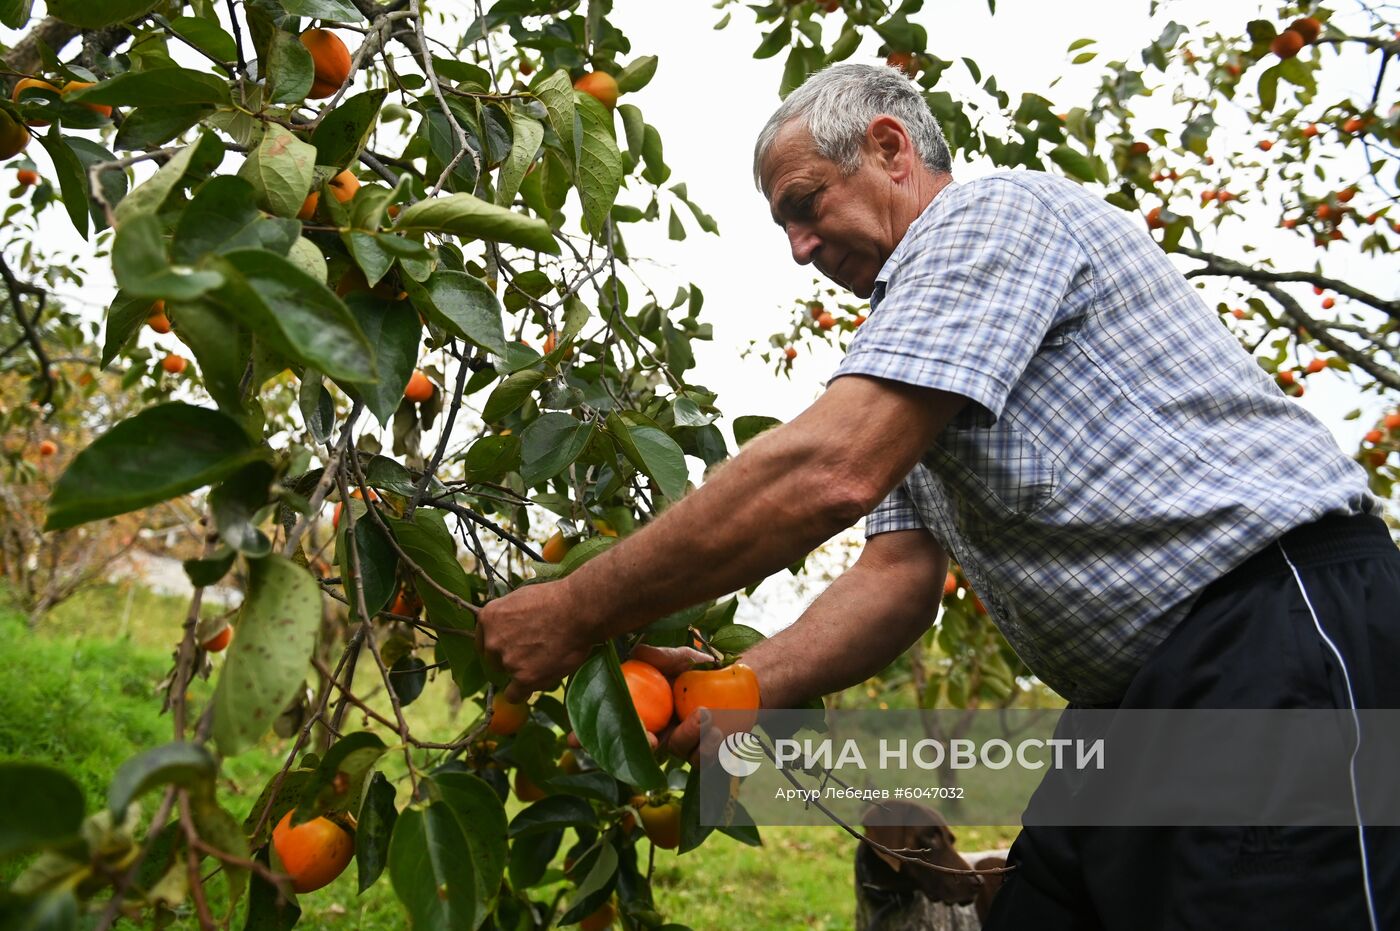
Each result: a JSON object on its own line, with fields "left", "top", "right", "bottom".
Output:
{"left": 761, "top": 122, "right": 903, "bottom": 299}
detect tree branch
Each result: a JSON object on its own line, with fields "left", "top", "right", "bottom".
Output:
{"left": 1178, "top": 246, "right": 1400, "bottom": 320}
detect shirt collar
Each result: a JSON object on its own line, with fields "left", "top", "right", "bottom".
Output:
{"left": 870, "top": 180, "right": 959, "bottom": 310}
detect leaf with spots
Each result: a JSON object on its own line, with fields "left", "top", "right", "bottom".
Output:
{"left": 211, "top": 555, "right": 322, "bottom": 757}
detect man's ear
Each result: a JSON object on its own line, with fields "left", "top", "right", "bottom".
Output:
{"left": 864, "top": 823, "right": 917, "bottom": 873}
{"left": 865, "top": 115, "right": 915, "bottom": 181}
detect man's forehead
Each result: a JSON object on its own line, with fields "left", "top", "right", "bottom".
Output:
{"left": 760, "top": 123, "right": 821, "bottom": 194}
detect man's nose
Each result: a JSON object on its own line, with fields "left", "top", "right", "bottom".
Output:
{"left": 786, "top": 224, "right": 820, "bottom": 265}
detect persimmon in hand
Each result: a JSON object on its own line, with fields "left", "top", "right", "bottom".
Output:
{"left": 673, "top": 662, "right": 761, "bottom": 722}
{"left": 621, "top": 659, "right": 674, "bottom": 732}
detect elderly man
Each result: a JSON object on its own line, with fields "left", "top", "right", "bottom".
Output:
{"left": 478, "top": 63, "right": 1399, "bottom": 928}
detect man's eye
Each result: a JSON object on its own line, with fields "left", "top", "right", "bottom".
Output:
{"left": 794, "top": 194, "right": 816, "bottom": 218}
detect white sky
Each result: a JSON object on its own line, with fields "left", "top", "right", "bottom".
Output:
{"left": 4, "top": 1, "right": 1395, "bottom": 632}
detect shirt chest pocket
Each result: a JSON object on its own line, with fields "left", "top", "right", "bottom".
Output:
{"left": 923, "top": 412, "right": 1059, "bottom": 523}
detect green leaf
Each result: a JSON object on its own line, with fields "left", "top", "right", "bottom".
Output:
{"left": 287, "top": 236, "right": 328, "bottom": 283}
{"left": 206, "top": 248, "right": 377, "bottom": 383}
{"left": 615, "top": 55, "right": 658, "bottom": 94}
{"left": 311, "top": 89, "right": 387, "bottom": 169}
{"left": 555, "top": 536, "right": 616, "bottom": 576}
{"left": 191, "top": 795, "right": 251, "bottom": 908}
{"left": 46, "top": 0, "right": 155, "bottom": 27}
{"left": 432, "top": 772, "right": 508, "bottom": 914}
{"left": 565, "top": 648, "right": 665, "bottom": 790}
{"left": 507, "top": 795, "right": 597, "bottom": 837}
{"left": 496, "top": 108, "right": 543, "bottom": 208}
{"left": 113, "top": 210, "right": 224, "bottom": 300}
{"left": 709, "top": 624, "right": 765, "bottom": 654}
{"left": 403, "top": 271, "right": 506, "bottom": 357}
{"left": 533, "top": 70, "right": 576, "bottom": 168}
{"left": 108, "top": 743, "right": 216, "bottom": 822}
{"left": 678, "top": 759, "right": 714, "bottom": 853}
{"left": 293, "top": 732, "right": 388, "bottom": 824}
{"left": 0, "top": 762, "right": 84, "bottom": 858}
{"left": 394, "top": 193, "right": 559, "bottom": 254}
{"left": 389, "top": 804, "right": 481, "bottom": 930}
{"left": 356, "top": 773, "right": 397, "bottom": 893}
{"left": 0, "top": 0, "right": 34, "bottom": 29}
{"left": 46, "top": 403, "right": 261, "bottom": 531}
{"left": 36, "top": 132, "right": 89, "bottom": 238}
{"left": 1258, "top": 64, "right": 1280, "bottom": 113}
{"left": 174, "top": 300, "right": 250, "bottom": 413}
{"left": 172, "top": 176, "right": 299, "bottom": 263}
{"left": 1047, "top": 144, "right": 1099, "bottom": 183}
{"left": 481, "top": 369, "right": 547, "bottom": 422}
{"left": 519, "top": 413, "right": 594, "bottom": 486}
{"left": 100, "top": 292, "right": 149, "bottom": 368}
{"left": 336, "top": 515, "right": 398, "bottom": 619}
{"left": 641, "top": 123, "right": 668, "bottom": 184}
{"left": 388, "top": 512, "right": 474, "bottom": 633}
{"left": 185, "top": 549, "right": 236, "bottom": 587}
{"left": 266, "top": 29, "right": 315, "bottom": 104}
{"left": 115, "top": 130, "right": 223, "bottom": 225}
{"left": 66, "top": 67, "right": 231, "bottom": 106}
{"left": 343, "top": 293, "right": 420, "bottom": 424}
{"left": 733, "top": 415, "right": 781, "bottom": 446}
{"left": 238, "top": 124, "right": 317, "bottom": 218}
{"left": 672, "top": 397, "right": 714, "bottom": 427}
{"left": 1181, "top": 114, "right": 1215, "bottom": 157}
{"left": 621, "top": 424, "right": 687, "bottom": 500}
{"left": 167, "top": 15, "right": 238, "bottom": 63}
{"left": 210, "top": 461, "right": 275, "bottom": 557}
{"left": 211, "top": 555, "right": 322, "bottom": 756}
{"left": 575, "top": 93, "right": 623, "bottom": 236}
{"left": 461, "top": 435, "right": 521, "bottom": 483}
{"left": 113, "top": 105, "right": 211, "bottom": 150}
{"left": 390, "top": 655, "right": 428, "bottom": 706}
{"left": 245, "top": 846, "right": 301, "bottom": 930}
{"left": 281, "top": 0, "right": 364, "bottom": 21}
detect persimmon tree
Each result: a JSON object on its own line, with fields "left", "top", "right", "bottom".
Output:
{"left": 0, "top": 1, "right": 756, "bottom": 928}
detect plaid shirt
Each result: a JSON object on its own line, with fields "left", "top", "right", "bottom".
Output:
{"left": 831, "top": 171, "right": 1379, "bottom": 705}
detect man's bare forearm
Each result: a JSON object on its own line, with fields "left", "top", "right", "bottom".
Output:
{"left": 740, "top": 530, "right": 948, "bottom": 708}
{"left": 566, "top": 420, "right": 866, "bottom": 642}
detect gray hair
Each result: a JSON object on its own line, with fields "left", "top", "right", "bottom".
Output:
{"left": 753, "top": 62, "right": 952, "bottom": 191}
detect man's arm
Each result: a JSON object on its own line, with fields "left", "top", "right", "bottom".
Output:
{"left": 477, "top": 375, "right": 967, "bottom": 699}
{"left": 740, "top": 527, "right": 948, "bottom": 709}
{"left": 568, "top": 376, "right": 965, "bottom": 642}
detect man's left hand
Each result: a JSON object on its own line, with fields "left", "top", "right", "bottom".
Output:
{"left": 475, "top": 578, "right": 597, "bottom": 702}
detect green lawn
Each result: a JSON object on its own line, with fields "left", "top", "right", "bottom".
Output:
{"left": 1, "top": 583, "right": 1018, "bottom": 929}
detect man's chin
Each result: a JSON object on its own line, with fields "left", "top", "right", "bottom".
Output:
{"left": 820, "top": 267, "right": 874, "bottom": 299}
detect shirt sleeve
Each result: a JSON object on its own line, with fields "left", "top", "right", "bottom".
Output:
{"left": 864, "top": 481, "right": 924, "bottom": 538}
{"left": 829, "top": 177, "right": 1089, "bottom": 422}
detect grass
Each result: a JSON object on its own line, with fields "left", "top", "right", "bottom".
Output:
{"left": 1, "top": 583, "right": 1020, "bottom": 929}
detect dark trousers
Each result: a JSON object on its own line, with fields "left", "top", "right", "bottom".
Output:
{"left": 985, "top": 512, "right": 1400, "bottom": 931}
